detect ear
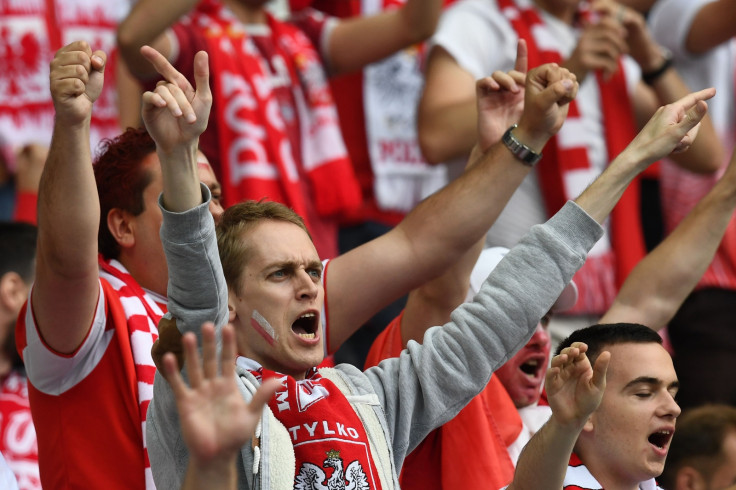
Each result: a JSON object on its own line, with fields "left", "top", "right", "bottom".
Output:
{"left": 107, "top": 208, "right": 136, "bottom": 250}
{"left": 227, "top": 290, "right": 238, "bottom": 323}
{"left": 0, "top": 272, "right": 29, "bottom": 314}
{"left": 676, "top": 466, "right": 706, "bottom": 490}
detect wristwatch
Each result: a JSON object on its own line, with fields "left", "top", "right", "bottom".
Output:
{"left": 502, "top": 124, "right": 542, "bottom": 166}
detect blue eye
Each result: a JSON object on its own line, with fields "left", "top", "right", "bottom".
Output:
{"left": 308, "top": 269, "right": 322, "bottom": 279}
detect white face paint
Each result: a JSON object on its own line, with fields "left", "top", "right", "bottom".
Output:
{"left": 251, "top": 309, "right": 277, "bottom": 345}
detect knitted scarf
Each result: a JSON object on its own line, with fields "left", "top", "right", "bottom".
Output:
{"left": 497, "top": 0, "right": 646, "bottom": 313}
{"left": 189, "top": 0, "right": 360, "bottom": 222}
{"left": 245, "top": 362, "right": 383, "bottom": 488}
{"left": 98, "top": 257, "right": 164, "bottom": 489}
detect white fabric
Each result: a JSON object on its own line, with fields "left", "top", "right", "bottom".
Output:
{"left": 22, "top": 282, "right": 112, "bottom": 396}
{"left": 562, "top": 460, "right": 662, "bottom": 490}
{"left": 0, "top": 452, "right": 19, "bottom": 490}
{"left": 431, "top": 0, "right": 640, "bottom": 253}
{"left": 361, "top": 0, "right": 448, "bottom": 212}
{"left": 648, "top": 0, "right": 736, "bottom": 145}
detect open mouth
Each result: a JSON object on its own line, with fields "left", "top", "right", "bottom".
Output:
{"left": 292, "top": 312, "right": 318, "bottom": 339}
{"left": 519, "top": 357, "right": 544, "bottom": 379}
{"left": 648, "top": 430, "right": 674, "bottom": 450}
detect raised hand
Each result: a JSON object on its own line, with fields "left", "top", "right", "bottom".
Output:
{"left": 140, "top": 46, "right": 212, "bottom": 154}
{"left": 514, "top": 62, "right": 578, "bottom": 152}
{"left": 546, "top": 342, "right": 610, "bottom": 430}
{"left": 591, "top": 0, "right": 662, "bottom": 73}
{"left": 49, "top": 41, "right": 106, "bottom": 126}
{"left": 563, "top": 5, "right": 627, "bottom": 81}
{"left": 624, "top": 87, "right": 715, "bottom": 168}
{"left": 476, "top": 40, "right": 528, "bottom": 151}
{"left": 162, "top": 323, "right": 280, "bottom": 473}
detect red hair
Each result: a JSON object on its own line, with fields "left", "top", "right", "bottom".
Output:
{"left": 94, "top": 127, "right": 157, "bottom": 259}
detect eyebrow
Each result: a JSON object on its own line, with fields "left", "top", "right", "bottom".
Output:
{"left": 268, "top": 260, "right": 323, "bottom": 272}
{"left": 624, "top": 376, "right": 680, "bottom": 391}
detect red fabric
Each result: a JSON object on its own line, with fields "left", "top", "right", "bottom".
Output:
{"left": 252, "top": 367, "right": 383, "bottom": 488}
{"left": 180, "top": 1, "right": 361, "bottom": 259}
{"left": 0, "top": 371, "right": 40, "bottom": 490}
{"left": 12, "top": 191, "right": 37, "bottom": 225}
{"left": 365, "top": 312, "right": 519, "bottom": 490}
{"left": 289, "top": 0, "right": 457, "bottom": 228}
{"left": 15, "top": 281, "right": 150, "bottom": 489}
{"left": 498, "top": 0, "right": 646, "bottom": 311}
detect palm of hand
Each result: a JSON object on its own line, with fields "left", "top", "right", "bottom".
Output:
{"left": 546, "top": 360, "right": 603, "bottom": 427}
{"left": 478, "top": 90, "right": 525, "bottom": 151}
{"left": 179, "top": 376, "right": 256, "bottom": 464}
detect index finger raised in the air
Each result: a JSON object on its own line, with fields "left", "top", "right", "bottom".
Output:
{"left": 140, "top": 45, "right": 193, "bottom": 96}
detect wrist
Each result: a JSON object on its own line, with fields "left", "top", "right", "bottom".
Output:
{"left": 641, "top": 48, "right": 673, "bottom": 85}
{"left": 502, "top": 125, "right": 544, "bottom": 166}
{"left": 512, "top": 123, "right": 549, "bottom": 154}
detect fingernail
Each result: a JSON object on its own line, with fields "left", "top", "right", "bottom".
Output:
{"left": 186, "top": 113, "right": 196, "bottom": 123}
{"left": 562, "top": 79, "right": 573, "bottom": 90}
{"left": 92, "top": 56, "right": 103, "bottom": 65}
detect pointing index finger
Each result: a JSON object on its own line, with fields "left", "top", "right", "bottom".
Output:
{"left": 140, "top": 45, "right": 193, "bottom": 95}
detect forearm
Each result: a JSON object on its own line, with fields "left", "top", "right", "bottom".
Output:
{"left": 37, "top": 123, "right": 99, "bottom": 273}
{"left": 507, "top": 417, "right": 584, "bottom": 490}
{"left": 602, "top": 152, "right": 736, "bottom": 329}
{"left": 159, "top": 143, "right": 202, "bottom": 213}
{"left": 117, "top": 0, "right": 194, "bottom": 78}
{"left": 686, "top": 0, "right": 736, "bottom": 54}
{"left": 400, "top": 237, "right": 484, "bottom": 345}
{"left": 417, "top": 98, "right": 478, "bottom": 164}
{"left": 326, "top": 0, "right": 441, "bottom": 75}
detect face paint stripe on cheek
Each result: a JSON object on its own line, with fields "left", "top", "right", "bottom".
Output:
{"left": 251, "top": 310, "right": 277, "bottom": 346}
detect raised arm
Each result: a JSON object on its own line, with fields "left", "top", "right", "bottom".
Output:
{"left": 601, "top": 144, "right": 736, "bottom": 329}
{"left": 326, "top": 58, "right": 578, "bottom": 353}
{"left": 401, "top": 56, "right": 528, "bottom": 344}
{"left": 576, "top": 87, "right": 713, "bottom": 223}
{"left": 32, "top": 41, "right": 107, "bottom": 354}
{"left": 166, "top": 323, "right": 279, "bottom": 490}
{"left": 116, "top": 0, "right": 196, "bottom": 79}
{"left": 325, "top": 0, "right": 441, "bottom": 76}
{"left": 684, "top": 0, "right": 736, "bottom": 55}
{"left": 506, "top": 343, "right": 609, "bottom": 490}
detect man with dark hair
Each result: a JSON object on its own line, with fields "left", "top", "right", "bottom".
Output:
{"left": 507, "top": 322, "right": 680, "bottom": 490}
{"left": 0, "top": 222, "right": 39, "bottom": 489}
{"left": 659, "top": 404, "right": 736, "bottom": 490}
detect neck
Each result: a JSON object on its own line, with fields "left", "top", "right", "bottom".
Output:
{"left": 578, "top": 449, "right": 645, "bottom": 490}
{"left": 223, "top": 0, "right": 268, "bottom": 24}
{"left": 533, "top": 0, "right": 578, "bottom": 25}
{"left": 117, "top": 255, "right": 168, "bottom": 298}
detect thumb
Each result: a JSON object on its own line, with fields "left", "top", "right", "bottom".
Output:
{"left": 680, "top": 100, "right": 708, "bottom": 133}
{"left": 536, "top": 77, "right": 576, "bottom": 110}
{"left": 90, "top": 50, "right": 107, "bottom": 75}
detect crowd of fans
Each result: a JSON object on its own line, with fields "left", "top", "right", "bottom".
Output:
{"left": 2, "top": 0, "right": 736, "bottom": 489}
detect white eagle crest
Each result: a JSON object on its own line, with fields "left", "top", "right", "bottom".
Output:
{"left": 294, "top": 448, "right": 370, "bottom": 490}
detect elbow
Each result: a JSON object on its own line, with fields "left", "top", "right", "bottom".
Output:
{"left": 418, "top": 121, "right": 451, "bottom": 164}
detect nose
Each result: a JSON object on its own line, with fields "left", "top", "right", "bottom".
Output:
{"left": 295, "top": 269, "right": 319, "bottom": 300}
{"left": 658, "top": 391, "right": 681, "bottom": 419}
{"left": 527, "top": 323, "right": 551, "bottom": 349}
{"left": 209, "top": 201, "right": 224, "bottom": 223}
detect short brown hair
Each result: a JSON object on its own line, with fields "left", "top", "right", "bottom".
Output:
{"left": 659, "top": 404, "right": 736, "bottom": 488}
{"left": 216, "top": 200, "right": 311, "bottom": 295}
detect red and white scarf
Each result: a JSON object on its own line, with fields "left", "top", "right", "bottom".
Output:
{"left": 245, "top": 362, "right": 383, "bottom": 488}
{"left": 188, "top": 0, "right": 361, "bottom": 222}
{"left": 99, "top": 257, "right": 164, "bottom": 489}
{"left": 498, "top": 0, "right": 646, "bottom": 314}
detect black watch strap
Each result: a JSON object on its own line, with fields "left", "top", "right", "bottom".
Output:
{"left": 502, "top": 124, "right": 542, "bottom": 166}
